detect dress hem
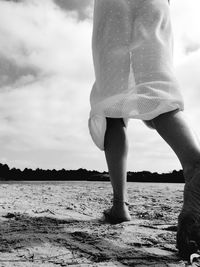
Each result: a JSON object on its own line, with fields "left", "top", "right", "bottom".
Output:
{"left": 89, "top": 104, "right": 184, "bottom": 151}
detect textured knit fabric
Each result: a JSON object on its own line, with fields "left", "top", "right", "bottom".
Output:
{"left": 89, "top": 0, "right": 184, "bottom": 150}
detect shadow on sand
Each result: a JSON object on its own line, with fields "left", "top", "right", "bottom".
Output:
{"left": 0, "top": 211, "right": 184, "bottom": 266}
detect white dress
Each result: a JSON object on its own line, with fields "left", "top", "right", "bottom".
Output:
{"left": 89, "top": 0, "right": 184, "bottom": 150}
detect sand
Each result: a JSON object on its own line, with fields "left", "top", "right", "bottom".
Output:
{"left": 0, "top": 181, "right": 194, "bottom": 266}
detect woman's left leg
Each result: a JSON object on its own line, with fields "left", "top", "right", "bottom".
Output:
{"left": 151, "top": 110, "right": 200, "bottom": 259}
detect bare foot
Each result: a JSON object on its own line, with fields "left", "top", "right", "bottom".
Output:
{"left": 177, "top": 211, "right": 200, "bottom": 260}
{"left": 103, "top": 201, "right": 131, "bottom": 224}
{"left": 177, "top": 169, "right": 200, "bottom": 260}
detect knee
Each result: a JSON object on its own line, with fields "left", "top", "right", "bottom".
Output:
{"left": 153, "top": 109, "right": 179, "bottom": 123}
{"left": 143, "top": 120, "right": 155, "bottom": 129}
{"left": 106, "top": 118, "right": 125, "bottom": 129}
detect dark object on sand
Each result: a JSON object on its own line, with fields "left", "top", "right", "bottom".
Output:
{"left": 190, "top": 253, "right": 200, "bottom": 266}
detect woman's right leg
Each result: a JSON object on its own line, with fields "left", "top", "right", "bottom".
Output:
{"left": 151, "top": 109, "right": 200, "bottom": 259}
{"left": 104, "top": 118, "right": 131, "bottom": 223}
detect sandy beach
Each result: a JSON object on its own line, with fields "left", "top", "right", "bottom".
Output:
{"left": 0, "top": 181, "right": 193, "bottom": 266}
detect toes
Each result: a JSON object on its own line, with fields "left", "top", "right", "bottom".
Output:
{"left": 103, "top": 208, "right": 112, "bottom": 219}
{"left": 103, "top": 208, "right": 120, "bottom": 224}
{"left": 177, "top": 211, "right": 200, "bottom": 260}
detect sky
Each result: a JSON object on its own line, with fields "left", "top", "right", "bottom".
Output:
{"left": 0, "top": 0, "right": 200, "bottom": 173}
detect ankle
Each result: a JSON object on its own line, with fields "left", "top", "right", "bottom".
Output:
{"left": 112, "top": 200, "right": 129, "bottom": 210}
{"left": 113, "top": 195, "right": 128, "bottom": 203}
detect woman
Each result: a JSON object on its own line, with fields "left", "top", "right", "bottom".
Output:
{"left": 89, "top": 0, "right": 200, "bottom": 259}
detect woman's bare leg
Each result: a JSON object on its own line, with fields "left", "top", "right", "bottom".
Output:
{"left": 152, "top": 109, "right": 200, "bottom": 259}
{"left": 152, "top": 110, "right": 200, "bottom": 180}
{"left": 104, "top": 118, "right": 131, "bottom": 222}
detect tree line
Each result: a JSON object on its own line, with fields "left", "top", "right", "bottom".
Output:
{"left": 0, "top": 163, "right": 185, "bottom": 182}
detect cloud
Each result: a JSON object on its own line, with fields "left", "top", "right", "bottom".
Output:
{"left": 54, "top": 0, "right": 93, "bottom": 20}
{"left": 169, "top": 0, "right": 200, "bottom": 145}
{"left": 0, "top": 57, "right": 38, "bottom": 87}
{"left": 184, "top": 42, "right": 200, "bottom": 55}
{"left": 0, "top": 0, "right": 94, "bottom": 168}
{"left": 171, "top": 0, "right": 200, "bottom": 65}
{"left": 4, "top": 0, "right": 93, "bottom": 20}
{"left": 0, "top": 0, "right": 93, "bottom": 77}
